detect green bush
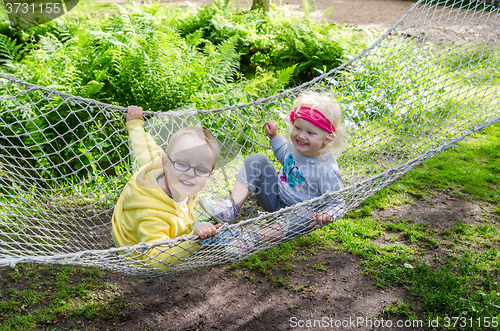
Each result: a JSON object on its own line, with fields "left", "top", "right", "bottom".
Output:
{"left": 0, "top": 2, "right": 295, "bottom": 180}
{"left": 173, "top": 1, "right": 346, "bottom": 82}
{"left": 0, "top": 13, "right": 80, "bottom": 63}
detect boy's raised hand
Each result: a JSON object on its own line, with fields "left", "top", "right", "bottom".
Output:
{"left": 194, "top": 223, "right": 221, "bottom": 240}
{"left": 265, "top": 120, "right": 279, "bottom": 139}
{"left": 126, "top": 105, "right": 144, "bottom": 122}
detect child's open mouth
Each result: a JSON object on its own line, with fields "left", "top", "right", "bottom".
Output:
{"left": 296, "top": 139, "right": 308, "bottom": 146}
{"left": 179, "top": 180, "right": 194, "bottom": 187}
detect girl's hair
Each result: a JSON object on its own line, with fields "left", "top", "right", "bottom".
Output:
{"left": 166, "top": 127, "right": 220, "bottom": 168}
{"left": 290, "top": 91, "right": 345, "bottom": 156}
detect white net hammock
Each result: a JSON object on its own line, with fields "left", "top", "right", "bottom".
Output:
{"left": 1, "top": 0, "right": 499, "bottom": 278}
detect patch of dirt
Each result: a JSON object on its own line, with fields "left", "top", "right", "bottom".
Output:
{"left": 308, "top": 0, "right": 417, "bottom": 30}
{"left": 27, "top": 252, "right": 414, "bottom": 331}
{"left": 118, "top": 252, "right": 411, "bottom": 330}
{"left": 373, "top": 190, "right": 494, "bottom": 229}
{"left": 371, "top": 191, "right": 499, "bottom": 267}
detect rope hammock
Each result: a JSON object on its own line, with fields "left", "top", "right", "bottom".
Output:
{"left": 1, "top": 0, "right": 499, "bottom": 278}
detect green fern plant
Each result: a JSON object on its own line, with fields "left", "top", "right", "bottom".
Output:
{"left": 275, "top": 64, "right": 297, "bottom": 89}
{"left": 0, "top": 35, "right": 24, "bottom": 64}
{"left": 115, "top": 4, "right": 135, "bottom": 35}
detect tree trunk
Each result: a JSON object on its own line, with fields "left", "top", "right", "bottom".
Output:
{"left": 251, "top": 0, "right": 271, "bottom": 12}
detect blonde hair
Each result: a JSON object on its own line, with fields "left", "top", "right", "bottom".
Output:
{"left": 290, "top": 91, "right": 345, "bottom": 156}
{"left": 166, "top": 127, "right": 220, "bottom": 168}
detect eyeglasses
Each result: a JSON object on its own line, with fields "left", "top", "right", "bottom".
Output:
{"left": 166, "top": 154, "right": 213, "bottom": 178}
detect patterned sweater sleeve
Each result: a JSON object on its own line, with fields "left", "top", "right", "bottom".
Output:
{"left": 270, "top": 134, "right": 289, "bottom": 165}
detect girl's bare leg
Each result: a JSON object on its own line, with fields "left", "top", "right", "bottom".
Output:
{"left": 230, "top": 180, "right": 251, "bottom": 207}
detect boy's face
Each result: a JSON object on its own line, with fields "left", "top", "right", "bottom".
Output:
{"left": 162, "top": 133, "right": 214, "bottom": 202}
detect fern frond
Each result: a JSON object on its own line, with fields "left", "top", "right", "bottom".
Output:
{"left": 58, "top": 24, "right": 73, "bottom": 43}
{"left": 109, "top": 48, "right": 122, "bottom": 74}
{"left": 185, "top": 29, "right": 204, "bottom": 49}
{"left": 276, "top": 64, "right": 297, "bottom": 87}
{"left": 40, "top": 34, "right": 62, "bottom": 55}
{"left": 78, "top": 80, "right": 105, "bottom": 97}
{"left": 209, "top": 35, "right": 240, "bottom": 83}
{"left": 321, "top": 6, "right": 334, "bottom": 21}
{"left": 114, "top": 4, "right": 134, "bottom": 35}
{"left": 0, "top": 35, "right": 24, "bottom": 64}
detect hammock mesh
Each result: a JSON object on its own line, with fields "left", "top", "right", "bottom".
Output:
{"left": 1, "top": 0, "right": 499, "bottom": 278}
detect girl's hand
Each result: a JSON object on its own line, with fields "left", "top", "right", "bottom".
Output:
{"left": 265, "top": 120, "right": 279, "bottom": 139}
{"left": 126, "top": 105, "right": 144, "bottom": 122}
{"left": 194, "top": 223, "right": 221, "bottom": 239}
{"left": 309, "top": 213, "right": 334, "bottom": 226}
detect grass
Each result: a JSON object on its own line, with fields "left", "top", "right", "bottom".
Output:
{"left": 338, "top": 38, "right": 500, "bottom": 187}
{"left": 0, "top": 264, "right": 127, "bottom": 330}
{"left": 398, "top": 123, "right": 500, "bottom": 203}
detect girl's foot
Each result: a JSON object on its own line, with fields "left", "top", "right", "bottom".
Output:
{"left": 199, "top": 198, "right": 239, "bottom": 224}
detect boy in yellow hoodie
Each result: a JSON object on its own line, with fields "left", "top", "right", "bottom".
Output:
{"left": 111, "top": 105, "right": 220, "bottom": 268}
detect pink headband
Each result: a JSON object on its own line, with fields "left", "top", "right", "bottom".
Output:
{"left": 289, "top": 106, "right": 336, "bottom": 134}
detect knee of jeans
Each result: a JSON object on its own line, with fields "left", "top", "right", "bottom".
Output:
{"left": 244, "top": 153, "right": 269, "bottom": 166}
{"left": 271, "top": 182, "right": 280, "bottom": 195}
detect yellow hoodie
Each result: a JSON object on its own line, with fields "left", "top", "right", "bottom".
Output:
{"left": 111, "top": 120, "right": 201, "bottom": 269}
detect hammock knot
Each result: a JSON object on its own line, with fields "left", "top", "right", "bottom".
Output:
{"left": 70, "top": 252, "right": 84, "bottom": 261}
{"left": 216, "top": 222, "right": 237, "bottom": 237}
{"left": 137, "top": 242, "right": 149, "bottom": 249}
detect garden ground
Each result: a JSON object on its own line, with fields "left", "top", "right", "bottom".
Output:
{"left": 2, "top": 188, "right": 497, "bottom": 330}
{"left": 101, "top": 0, "right": 418, "bottom": 31}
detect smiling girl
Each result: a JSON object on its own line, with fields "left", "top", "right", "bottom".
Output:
{"left": 199, "top": 92, "right": 345, "bottom": 254}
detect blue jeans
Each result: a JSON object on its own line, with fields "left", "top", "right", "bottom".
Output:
{"left": 234, "top": 153, "right": 316, "bottom": 241}
{"left": 201, "top": 228, "right": 239, "bottom": 246}
{"left": 235, "top": 153, "right": 284, "bottom": 212}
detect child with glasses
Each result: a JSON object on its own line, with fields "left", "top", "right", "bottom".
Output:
{"left": 111, "top": 106, "right": 221, "bottom": 268}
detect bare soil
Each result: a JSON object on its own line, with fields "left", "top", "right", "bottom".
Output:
{"left": 103, "top": 0, "right": 417, "bottom": 31}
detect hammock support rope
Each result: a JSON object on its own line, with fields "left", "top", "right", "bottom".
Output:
{"left": 1, "top": 0, "right": 499, "bottom": 278}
